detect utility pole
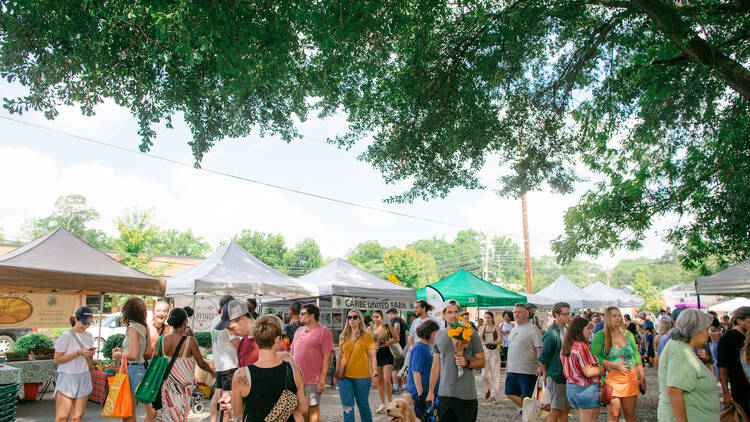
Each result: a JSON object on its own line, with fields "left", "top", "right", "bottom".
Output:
{"left": 522, "top": 193, "right": 533, "bottom": 293}
{"left": 483, "top": 233, "right": 490, "bottom": 280}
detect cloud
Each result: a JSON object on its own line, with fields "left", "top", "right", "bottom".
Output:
{"left": 0, "top": 146, "right": 332, "bottom": 252}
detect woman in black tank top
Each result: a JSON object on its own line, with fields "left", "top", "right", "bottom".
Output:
{"left": 226, "top": 314, "right": 307, "bottom": 421}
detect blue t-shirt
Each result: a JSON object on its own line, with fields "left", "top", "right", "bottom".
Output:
{"left": 593, "top": 320, "right": 605, "bottom": 334}
{"left": 657, "top": 334, "right": 670, "bottom": 355}
{"left": 646, "top": 333, "right": 654, "bottom": 354}
{"left": 407, "top": 342, "right": 438, "bottom": 396}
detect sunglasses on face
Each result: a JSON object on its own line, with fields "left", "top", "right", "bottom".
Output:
{"left": 347, "top": 315, "right": 360, "bottom": 320}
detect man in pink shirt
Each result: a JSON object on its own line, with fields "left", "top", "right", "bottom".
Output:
{"left": 291, "top": 303, "right": 334, "bottom": 422}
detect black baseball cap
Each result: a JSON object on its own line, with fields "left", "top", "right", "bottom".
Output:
{"left": 75, "top": 306, "right": 95, "bottom": 324}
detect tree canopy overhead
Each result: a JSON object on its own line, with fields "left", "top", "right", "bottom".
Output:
{"left": 2, "top": 0, "right": 748, "bottom": 269}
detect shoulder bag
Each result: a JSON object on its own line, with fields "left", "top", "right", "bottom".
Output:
{"left": 135, "top": 335, "right": 186, "bottom": 409}
{"left": 335, "top": 337, "right": 360, "bottom": 380}
{"left": 485, "top": 326, "right": 498, "bottom": 350}
{"left": 264, "top": 362, "right": 299, "bottom": 422}
{"left": 70, "top": 330, "right": 94, "bottom": 370}
{"left": 388, "top": 324, "right": 404, "bottom": 359}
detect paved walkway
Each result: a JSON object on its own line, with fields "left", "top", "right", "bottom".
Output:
{"left": 15, "top": 367, "right": 660, "bottom": 421}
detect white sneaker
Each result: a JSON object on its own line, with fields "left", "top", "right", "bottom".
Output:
{"left": 376, "top": 404, "right": 386, "bottom": 414}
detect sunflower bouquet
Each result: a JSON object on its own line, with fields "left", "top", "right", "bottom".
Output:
{"left": 447, "top": 316, "right": 474, "bottom": 377}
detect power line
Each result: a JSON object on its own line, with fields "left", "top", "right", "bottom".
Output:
{"left": 0, "top": 115, "right": 552, "bottom": 246}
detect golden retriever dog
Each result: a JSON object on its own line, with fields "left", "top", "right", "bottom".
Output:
{"left": 385, "top": 393, "right": 417, "bottom": 422}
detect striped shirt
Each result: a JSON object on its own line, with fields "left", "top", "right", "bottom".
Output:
{"left": 561, "top": 342, "right": 599, "bottom": 386}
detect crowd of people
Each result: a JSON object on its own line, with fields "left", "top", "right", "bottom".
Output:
{"left": 49, "top": 295, "right": 750, "bottom": 422}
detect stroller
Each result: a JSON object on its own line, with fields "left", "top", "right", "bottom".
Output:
{"left": 190, "top": 381, "right": 207, "bottom": 414}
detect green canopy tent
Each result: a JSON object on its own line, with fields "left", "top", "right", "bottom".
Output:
{"left": 416, "top": 269, "right": 526, "bottom": 307}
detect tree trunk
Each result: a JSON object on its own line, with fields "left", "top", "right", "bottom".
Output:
{"left": 633, "top": 0, "right": 750, "bottom": 100}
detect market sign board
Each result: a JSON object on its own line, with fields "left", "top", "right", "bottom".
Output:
{"left": 332, "top": 296, "right": 411, "bottom": 312}
{"left": 172, "top": 294, "right": 251, "bottom": 332}
{"left": 0, "top": 291, "right": 77, "bottom": 328}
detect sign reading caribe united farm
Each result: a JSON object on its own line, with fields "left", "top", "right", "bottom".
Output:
{"left": 331, "top": 296, "right": 410, "bottom": 311}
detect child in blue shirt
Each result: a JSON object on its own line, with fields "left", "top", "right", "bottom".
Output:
{"left": 407, "top": 319, "right": 441, "bottom": 418}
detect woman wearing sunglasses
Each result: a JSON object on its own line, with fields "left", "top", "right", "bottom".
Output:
{"left": 337, "top": 310, "right": 378, "bottom": 422}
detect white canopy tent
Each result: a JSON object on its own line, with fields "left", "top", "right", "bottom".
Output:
{"left": 536, "top": 275, "right": 606, "bottom": 309}
{"left": 696, "top": 259, "right": 750, "bottom": 296}
{"left": 583, "top": 282, "right": 645, "bottom": 307}
{"left": 709, "top": 297, "right": 750, "bottom": 313}
{"left": 519, "top": 292, "right": 556, "bottom": 307}
{"left": 298, "top": 258, "right": 416, "bottom": 305}
{"left": 166, "top": 241, "right": 317, "bottom": 297}
{"left": 166, "top": 241, "right": 318, "bottom": 331}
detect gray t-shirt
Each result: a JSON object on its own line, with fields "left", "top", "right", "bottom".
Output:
{"left": 433, "top": 327, "right": 484, "bottom": 400}
{"left": 507, "top": 322, "right": 543, "bottom": 375}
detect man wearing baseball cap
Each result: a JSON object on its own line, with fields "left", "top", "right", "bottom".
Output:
{"left": 718, "top": 306, "right": 750, "bottom": 415}
{"left": 216, "top": 300, "right": 259, "bottom": 368}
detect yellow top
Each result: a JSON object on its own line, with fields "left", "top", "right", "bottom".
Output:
{"left": 339, "top": 332, "right": 376, "bottom": 379}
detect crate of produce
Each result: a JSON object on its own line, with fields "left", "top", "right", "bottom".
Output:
{"left": 29, "top": 348, "right": 54, "bottom": 360}
{"left": 2, "top": 352, "right": 26, "bottom": 362}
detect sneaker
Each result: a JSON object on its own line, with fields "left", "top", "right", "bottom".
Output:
{"left": 376, "top": 404, "right": 386, "bottom": 414}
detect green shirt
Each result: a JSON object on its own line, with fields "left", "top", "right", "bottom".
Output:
{"left": 657, "top": 339, "right": 720, "bottom": 422}
{"left": 539, "top": 323, "right": 566, "bottom": 383}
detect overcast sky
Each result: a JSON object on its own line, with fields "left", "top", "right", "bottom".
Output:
{"left": 0, "top": 81, "right": 674, "bottom": 268}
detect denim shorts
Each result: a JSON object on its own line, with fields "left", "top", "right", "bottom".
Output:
{"left": 127, "top": 363, "right": 146, "bottom": 394}
{"left": 504, "top": 372, "right": 537, "bottom": 398}
{"left": 55, "top": 372, "right": 92, "bottom": 399}
{"left": 566, "top": 382, "right": 600, "bottom": 409}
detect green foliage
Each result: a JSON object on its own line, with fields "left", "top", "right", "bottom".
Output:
{"left": 114, "top": 209, "right": 168, "bottom": 276}
{"left": 21, "top": 194, "right": 114, "bottom": 248}
{"left": 381, "top": 247, "right": 437, "bottom": 289}
{"left": 102, "top": 334, "right": 125, "bottom": 359}
{"left": 346, "top": 240, "right": 387, "bottom": 274}
{"left": 151, "top": 228, "right": 211, "bottom": 257}
{"left": 282, "top": 238, "right": 323, "bottom": 275}
{"left": 609, "top": 253, "right": 697, "bottom": 291}
{"left": 3, "top": 1, "right": 748, "bottom": 270}
{"left": 232, "top": 230, "right": 288, "bottom": 268}
{"left": 193, "top": 332, "right": 212, "bottom": 349}
{"left": 631, "top": 273, "right": 663, "bottom": 313}
{"left": 12, "top": 333, "right": 54, "bottom": 354}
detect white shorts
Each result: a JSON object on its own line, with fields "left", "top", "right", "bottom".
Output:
{"left": 55, "top": 372, "right": 92, "bottom": 399}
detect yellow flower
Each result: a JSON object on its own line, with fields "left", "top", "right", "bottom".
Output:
{"left": 462, "top": 330, "right": 471, "bottom": 341}
{"left": 458, "top": 316, "right": 464, "bottom": 321}
{"left": 465, "top": 328, "right": 474, "bottom": 336}
{"left": 447, "top": 328, "right": 458, "bottom": 337}
{"left": 464, "top": 322, "right": 471, "bottom": 328}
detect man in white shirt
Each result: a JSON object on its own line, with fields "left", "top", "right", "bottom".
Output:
{"left": 408, "top": 300, "right": 436, "bottom": 354}
{"left": 210, "top": 295, "right": 239, "bottom": 422}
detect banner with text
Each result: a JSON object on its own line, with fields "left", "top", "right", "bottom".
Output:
{"left": 332, "top": 296, "right": 411, "bottom": 312}
{"left": 0, "top": 291, "right": 78, "bottom": 328}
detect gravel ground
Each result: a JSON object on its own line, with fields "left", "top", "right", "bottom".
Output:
{"left": 15, "top": 366, "right": 660, "bottom": 421}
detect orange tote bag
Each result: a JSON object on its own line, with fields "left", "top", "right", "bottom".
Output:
{"left": 102, "top": 358, "right": 133, "bottom": 418}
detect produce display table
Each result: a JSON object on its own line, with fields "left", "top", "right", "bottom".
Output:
{"left": 4, "top": 360, "right": 56, "bottom": 384}
{"left": 89, "top": 370, "right": 108, "bottom": 404}
{"left": 0, "top": 367, "right": 21, "bottom": 387}
{"left": 5, "top": 360, "right": 56, "bottom": 400}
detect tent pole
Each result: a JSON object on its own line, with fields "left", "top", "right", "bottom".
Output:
{"left": 97, "top": 292, "right": 104, "bottom": 357}
{"left": 191, "top": 292, "right": 197, "bottom": 329}
{"left": 695, "top": 279, "right": 701, "bottom": 309}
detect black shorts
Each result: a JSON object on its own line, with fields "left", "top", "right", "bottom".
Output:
{"left": 437, "top": 396, "right": 478, "bottom": 422}
{"left": 376, "top": 346, "right": 394, "bottom": 367}
{"left": 214, "top": 368, "right": 237, "bottom": 391}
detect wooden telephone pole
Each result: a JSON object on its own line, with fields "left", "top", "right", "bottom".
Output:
{"left": 522, "top": 193, "right": 533, "bottom": 293}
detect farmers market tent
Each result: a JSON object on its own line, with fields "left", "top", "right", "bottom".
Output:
{"left": 0, "top": 228, "right": 164, "bottom": 295}
{"left": 536, "top": 275, "right": 605, "bottom": 309}
{"left": 166, "top": 241, "right": 317, "bottom": 298}
{"left": 416, "top": 269, "right": 526, "bottom": 308}
{"left": 695, "top": 259, "right": 750, "bottom": 296}
{"left": 298, "top": 258, "right": 416, "bottom": 306}
{"left": 519, "top": 292, "right": 556, "bottom": 307}
{"left": 709, "top": 297, "right": 750, "bottom": 313}
{"left": 583, "top": 282, "right": 645, "bottom": 307}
